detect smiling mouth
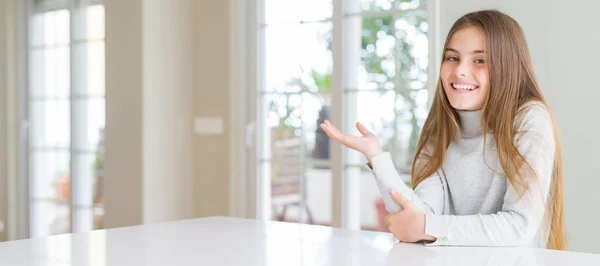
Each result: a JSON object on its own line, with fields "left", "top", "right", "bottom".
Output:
{"left": 451, "top": 83, "right": 479, "bottom": 92}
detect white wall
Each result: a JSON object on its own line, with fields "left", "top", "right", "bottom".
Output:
{"left": 550, "top": 1, "right": 600, "bottom": 254}
{"left": 142, "top": 0, "right": 194, "bottom": 224}
{"left": 193, "top": 0, "right": 232, "bottom": 218}
{"left": 105, "top": 0, "right": 196, "bottom": 227}
{"left": 0, "top": 0, "right": 9, "bottom": 242}
{"left": 105, "top": 0, "right": 233, "bottom": 226}
{"left": 439, "top": 0, "right": 600, "bottom": 254}
{"left": 104, "top": 0, "right": 144, "bottom": 228}
{"left": 0, "top": 0, "right": 24, "bottom": 241}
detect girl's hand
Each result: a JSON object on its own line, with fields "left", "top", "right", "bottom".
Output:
{"left": 385, "top": 189, "right": 436, "bottom": 243}
{"left": 319, "top": 120, "right": 384, "bottom": 162}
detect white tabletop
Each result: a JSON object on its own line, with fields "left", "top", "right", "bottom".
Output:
{"left": 0, "top": 216, "right": 599, "bottom": 265}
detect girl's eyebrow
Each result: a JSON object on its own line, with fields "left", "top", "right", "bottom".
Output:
{"left": 445, "top": 47, "right": 487, "bottom": 55}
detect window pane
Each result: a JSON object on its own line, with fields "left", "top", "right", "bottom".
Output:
{"left": 31, "top": 10, "right": 70, "bottom": 97}
{"left": 271, "top": 157, "right": 332, "bottom": 226}
{"left": 30, "top": 46, "right": 70, "bottom": 98}
{"left": 394, "top": 11, "right": 428, "bottom": 90}
{"left": 42, "top": 48, "right": 58, "bottom": 95}
{"left": 356, "top": 0, "right": 394, "bottom": 12}
{"left": 265, "top": 0, "right": 332, "bottom": 24}
{"left": 352, "top": 90, "right": 427, "bottom": 232}
{"left": 38, "top": 10, "right": 70, "bottom": 46}
{"left": 73, "top": 5, "right": 105, "bottom": 96}
{"left": 263, "top": 91, "right": 332, "bottom": 226}
{"left": 43, "top": 11, "right": 58, "bottom": 45}
{"left": 395, "top": 0, "right": 425, "bottom": 10}
{"left": 29, "top": 4, "right": 106, "bottom": 237}
{"left": 349, "top": 0, "right": 424, "bottom": 12}
{"left": 346, "top": 90, "right": 397, "bottom": 159}
{"left": 31, "top": 13, "right": 45, "bottom": 46}
{"left": 71, "top": 151, "right": 104, "bottom": 232}
{"left": 93, "top": 146, "right": 105, "bottom": 230}
{"left": 344, "top": 12, "right": 428, "bottom": 91}
{"left": 30, "top": 50, "right": 45, "bottom": 96}
{"left": 264, "top": 22, "right": 332, "bottom": 92}
{"left": 30, "top": 150, "right": 70, "bottom": 200}
{"left": 263, "top": 92, "right": 330, "bottom": 146}
{"left": 31, "top": 100, "right": 71, "bottom": 148}
{"left": 343, "top": 11, "right": 429, "bottom": 162}
{"left": 72, "top": 153, "right": 96, "bottom": 208}
{"left": 358, "top": 15, "right": 395, "bottom": 90}
{"left": 344, "top": 91, "right": 401, "bottom": 232}
{"left": 31, "top": 201, "right": 70, "bottom": 237}
{"left": 86, "top": 5, "right": 105, "bottom": 39}
{"left": 393, "top": 89, "right": 428, "bottom": 169}
{"left": 55, "top": 9, "right": 70, "bottom": 44}
{"left": 74, "top": 98, "right": 106, "bottom": 151}
{"left": 55, "top": 46, "right": 71, "bottom": 95}
{"left": 73, "top": 208, "right": 93, "bottom": 233}
{"left": 73, "top": 42, "right": 105, "bottom": 96}
{"left": 260, "top": 0, "right": 430, "bottom": 233}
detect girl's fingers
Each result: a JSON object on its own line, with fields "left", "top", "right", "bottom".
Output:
{"left": 356, "top": 122, "right": 371, "bottom": 136}
{"left": 321, "top": 123, "right": 341, "bottom": 140}
{"left": 324, "top": 120, "right": 370, "bottom": 138}
{"left": 322, "top": 121, "right": 367, "bottom": 150}
{"left": 321, "top": 123, "right": 348, "bottom": 144}
{"left": 330, "top": 124, "right": 343, "bottom": 136}
{"left": 323, "top": 121, "right": 342, "bottom": 136}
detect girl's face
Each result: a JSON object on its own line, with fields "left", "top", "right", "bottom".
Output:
{"left": 441, "top": 26, "right": 490, "bottom": 111}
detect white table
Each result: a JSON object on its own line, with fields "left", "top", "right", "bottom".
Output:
{"left": 0, "top": 216, "right": 599, "bottom": 265}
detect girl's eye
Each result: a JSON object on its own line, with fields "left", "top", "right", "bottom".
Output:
{"left": 447, "top": 57, "right": 459, "bottom": 62}
{"left": 475, "top": 59, "right": 485, "bottom": 64}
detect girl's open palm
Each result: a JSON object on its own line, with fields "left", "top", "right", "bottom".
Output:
{"left": 319, "top": 120, "right": 383, "bottom": 160}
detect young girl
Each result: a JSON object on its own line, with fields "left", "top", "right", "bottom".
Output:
{"left": 320, "top": 10, "right": 565, "bottom": 250}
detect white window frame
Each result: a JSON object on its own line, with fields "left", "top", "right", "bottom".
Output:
{"left": 236, "top": 0, "right": 441, "bottom": 229}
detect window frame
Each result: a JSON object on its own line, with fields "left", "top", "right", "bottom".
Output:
{"left": 24, "top": 0, "right": 105, "bottom": 238}
{"left": 243, "top": 0, "right": 441, "bottom": 229}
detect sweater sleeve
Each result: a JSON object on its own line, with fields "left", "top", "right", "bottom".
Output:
{"left": 425, "top": 103, "right": 555, "bottom": 247}
{"left": 370, "top": 152, "right": 445, "bottom": 215}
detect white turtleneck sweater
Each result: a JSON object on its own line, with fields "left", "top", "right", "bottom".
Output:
{"left": 370, "top": 102, "right": 555, "bottom": 248}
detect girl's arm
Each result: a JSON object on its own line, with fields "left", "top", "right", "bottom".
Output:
{"left": 425, "top": 104, "right": 555, "bottom": 247}
{"left": 317, "top": 119, "right": 446, "bottom": 216}
{"left": 369, "top": 152, "right": 445, "bottom": 215}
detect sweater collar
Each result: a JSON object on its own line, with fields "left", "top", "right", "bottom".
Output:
{"left": 457, "top": 109, "right": 484, "bottom": 139}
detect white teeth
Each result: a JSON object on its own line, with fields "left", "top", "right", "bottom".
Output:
{"left": 452, "top": 83, "right": 477, "bottom": 91}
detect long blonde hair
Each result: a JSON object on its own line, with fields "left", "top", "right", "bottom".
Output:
{"left": 411, "top": 10, "right": 565, "bottom": 250}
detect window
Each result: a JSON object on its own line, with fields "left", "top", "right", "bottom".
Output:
{"left": 28, "top": 0, "right": 105, "bottom": 237}
{"left": 255, "top": 0, "right": 432, "bottom": 231}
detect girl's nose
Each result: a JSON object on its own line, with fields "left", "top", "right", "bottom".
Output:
{"left": 455, "top": 62, "right": 470, "bottom": 77}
